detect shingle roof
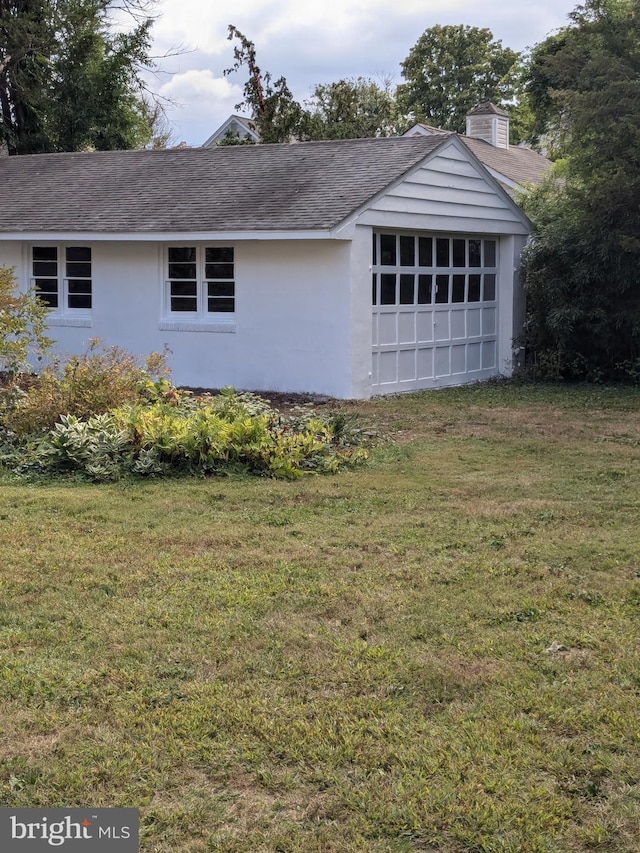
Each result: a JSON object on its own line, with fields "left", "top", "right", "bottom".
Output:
{"left": 407, "top": 124, "right": 550, "bottom": 191}
{"left": 460, "top": 136, "right": 551, "bottom": 188}
{"left": 0, "top": 135, "right": 447, "bottom": 234}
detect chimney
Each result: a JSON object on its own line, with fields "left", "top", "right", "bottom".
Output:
{"left": 466, "top": 102, "right": 510, "bottom": 149}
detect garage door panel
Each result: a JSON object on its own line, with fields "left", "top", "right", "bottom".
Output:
{"left": 451, "top": 310, "right": 466, "bottom": 340}
{"left": 378, "top": 350, "right": 397, "bottom": 384}
{"left": 417, "top": 311, "right": 434, "bottom": 343}
{"left": 398, "top": 349, "right": 416, "bottom": 382}
{"left": 467, "top": 342, "right": 482, "bottom": 372}
{"left": 417, "top": 347, "right": 434, "bottom": 380}
{"left": 467, "top": 308, "right": 481, "bottom": 338}
{"left": 378, "top": 312, "right": 397, "bottom": 346}
{"left": 398, "top": 312, "right": 416, "bottom": 344}
{"left": 482, "top": 307, "right": 497, "bottom": 336}
{"left": 451, "top": 344, "right": 467, "bottom": 375}
{"left": 434, "top": 312, "right": 450, "bottom": 341}
{"left": 482, "top": 340, "right": 497, "bottom": 369}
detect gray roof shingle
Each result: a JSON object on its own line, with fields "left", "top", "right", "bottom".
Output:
{"left": 0, "top": 136, "right": 448, "bottom": 234}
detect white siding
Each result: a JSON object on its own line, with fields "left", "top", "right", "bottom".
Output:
{"left": 1, "top": 239, "right": 356, "bottom": 399}
{"left": 357, "top": 142, "right": 528, "bottom": 235}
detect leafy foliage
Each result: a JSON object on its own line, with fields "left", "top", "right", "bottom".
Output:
{"left": 224, "top": 25, "right": 304, "bottom": 144}
{"left": 396, "top": 24, "right": 525, "bottom": 137}
{"left": 2, "top": 339, "right": 169, "bottom": 435}
{"left": 0, "top": 265, "right": 52, "bottom": 375}
{"left": 0, "top": 0, "right": 157, "bottom": 154}
{"left": 304, "top": 77, "right": 400, "bottom": 140}
{"left": 4, "top": 385, "right": 368, "bottom": 481}
{"left": 520, "top": 0, "right": 640, "bottom": 380}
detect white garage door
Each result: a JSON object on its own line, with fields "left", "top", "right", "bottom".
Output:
{"left": 371, "top": 232, "right": 499, "bottom": 393}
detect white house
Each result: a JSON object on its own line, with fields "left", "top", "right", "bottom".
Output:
{"left": 0, "top": 134, "right": 535, "bottom": 398}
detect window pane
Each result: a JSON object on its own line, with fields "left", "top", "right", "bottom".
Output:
{"left": 171, "top": 281, "right": 197, "bottom": 297}
{"left": 399, "top": 235, "right": 415, "bottom": 266}
{"left": 418, "top": 237, "right": 432, "bottom": 267}
{"left": 483, "top": 274, "right": 496, "bottom": 301}
{"left": 205, "top": 263, "right": 233, "bottom": 279}
{"left": 436, "top": 238, "right": 450, "bottom": 267}
{"left": 372, "top": 234, "right": 377, "bottom": 266}
{"left": 169, "top": 247, "right": 196, "bottom": 263}
{"left": 37, "top": 294, "right": 58, "bottom": 308}
{"left": 208, "top": 298, "right": 234, "bottom": 313}
{"left": 452, "top": 274, "right": 466, "bottom": 302}
{"left": 452, "top": 239, "right": 466, "bottom": 267}
{"left": 399, "top": 274, "right": 414, "bottom": 304}
{"left": 484, "top": 240, "right": 496, "bottom": 267}
{"left": 435, "top": 274, "right": 449, "bottom": 303}
{"left": 67, "top": 279, "right": 91, "bottom": 294}
{"left": 468, "top": 274, "right": 481, "bottom": 302}
{"left": 418, "top": 274, "right": 432, "bottom": 304}
{"left": 33, "top": 247, "right": 57, "bottom": 261}
{"left": 372, "top": 273, "right": 377, "bottom": 305}
{"left": 469, "top": 239, "right": 481, "bottom": 267}
{"left": 66, "top": 262, "right": 91, "bottom": 278}
{"left": 34, "top": 279, "right": 57, "bottom": 294}
{"left": 66, "top": 247, "right": 91, "bottom": 262}
{"left": 68, "top": 294, "right": 92, "bottom": 309}
{"left": 169, "top": 263, "right": 197, "bottom": 279}
{"left": 380, "top": 234, "right": 396, "bottom": 266}
{"left": 171, "top": 297, "right": 198, "bottom": 312}
{"left": 33, "top": 261, "right": 57, "bottom": 276}
{"left": 205, "top": 247, "right": 233, "bottom": 263}
{"left": 208, "top": 281, "right": 234, "bottom": 297}
{"left": 380, "top": 273, "right": 396, "bottom": 304}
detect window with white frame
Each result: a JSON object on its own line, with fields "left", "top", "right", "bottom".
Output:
{"left": 371, "top": 233, "right": 497, "bottom": 307}
{"left": 166, "top": 246, "right": 235, "bottom": 317}
{"left": 31, "top": 246, "right": 92, "bottom": 313}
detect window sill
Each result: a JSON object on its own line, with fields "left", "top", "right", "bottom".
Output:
{"left": 46, "top": 316, "right": 93, "bottom": 328}
{"left": 159, "top": 320, "right": 236, "bottom": 333}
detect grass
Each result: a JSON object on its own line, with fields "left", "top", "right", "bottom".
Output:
{"left": 1, "top": 382, "right": 639, "bottom": 852}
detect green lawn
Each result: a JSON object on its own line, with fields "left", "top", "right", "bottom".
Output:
{"left": 1, "top": 384, "right": 639, "bottom": 852}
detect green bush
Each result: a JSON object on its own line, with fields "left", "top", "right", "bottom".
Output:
{"left": 3, "top": 339, "right": 170, "bottom": 435}
{"left": 0, "top": 266, "right": 52, "bottom": 377}
{"left": 7, "top": 387, "right": 368, "bottom": 481}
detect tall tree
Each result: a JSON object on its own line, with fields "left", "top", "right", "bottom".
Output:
{"left": 521, "top": 0, "right": 640, "bottom": 380}
{"left": 303, "top": 77, "right": 400, "bottom": 140}
{"left": 224, "top": 25, "right": 303, "bottom": 144}
{"left": 0, "top": 0, "right": 156, "bottom": 154}
{"left": 396, "top": 24, "right": 524, "bottom": 137}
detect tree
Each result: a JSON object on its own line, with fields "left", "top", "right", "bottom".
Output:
{"left": 224, "top": 25, "right": 303, "bottom": 144}
{"left": 396, "top": 24, "right": 524, "bottom": 137}
{"left": 0, "top": 266, "right": 52, "bottom": 375}
{"left": 303, "top": 77, "right": 400, "bottom": 140}
{"left": 521, "top": 0, "right": 640, "bottom": 380}
{"left": 0, "top": 0, "right": 157, "bottom": 154}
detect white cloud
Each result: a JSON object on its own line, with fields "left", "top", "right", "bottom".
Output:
{"left": 148, "top": 0, "right": 580, "bottom": 145}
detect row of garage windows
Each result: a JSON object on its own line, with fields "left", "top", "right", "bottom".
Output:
{"left": 372, "top": 233, "right": 498, "bottom": 307}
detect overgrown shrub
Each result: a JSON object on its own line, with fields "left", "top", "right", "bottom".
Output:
{"left": 3, "top": 339, "right": 170, "bottom": 435}
{"left": 10, "top": 387, "right": 368, "bottom": 481}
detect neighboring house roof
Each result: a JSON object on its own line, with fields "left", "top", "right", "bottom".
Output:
{"left": 201, "top": 114, "right": 260, "bottom": 148}
{"left": 403, "top": 124, "right": 551, "bottom": 193}
{"left": 0, "top": 135, "right": 466, "bottom": 235}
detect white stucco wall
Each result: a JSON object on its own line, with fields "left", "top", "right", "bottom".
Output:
{"left": 1, "top": 238, "right": 356, "bottom": 398}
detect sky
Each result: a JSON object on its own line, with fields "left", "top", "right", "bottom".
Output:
{"left": 145, "top": 0, "right": 581, "bottom": 147}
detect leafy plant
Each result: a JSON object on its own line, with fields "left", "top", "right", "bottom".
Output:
{"left": 2, "top": 339, "right": 170, "bottom": 435}
{"left": 0, "top": 266, "right": 52, "bottom": 376}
